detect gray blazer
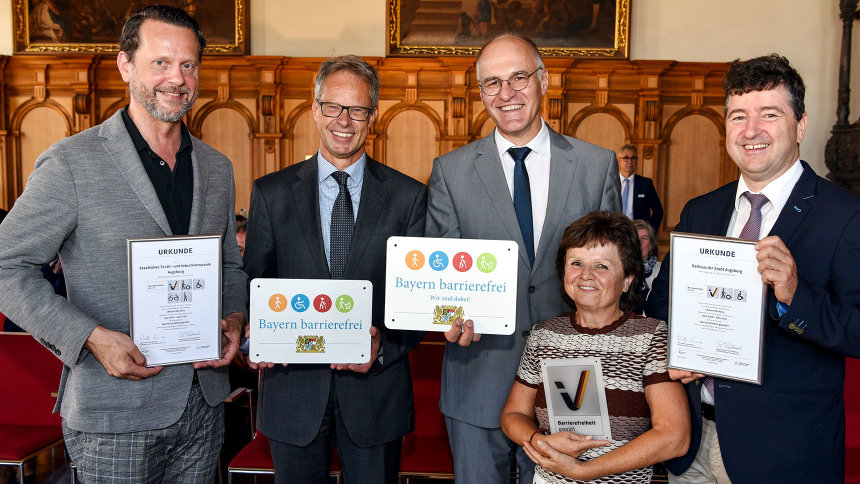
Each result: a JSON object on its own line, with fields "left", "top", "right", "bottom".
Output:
{"left": 0, "top": 111, "right": 248, "bottom": 433}
{"left": 425, "top": 127, "right": 620, "bottom": 428}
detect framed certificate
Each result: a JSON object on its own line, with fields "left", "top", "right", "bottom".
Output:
{"left": 541, "top": 357, "right": 612, "bottom": 440}
{"left": 668, "top": 232, "right": 767, "bottom": 384}
{"left": 384, "top": 236, "right": 518, "bottom": 334}
{"left": 127, "top": 235, "right": 223, "bottom": 367}
{"left": 249, "top": 278, "right": 372, "bottom": 364}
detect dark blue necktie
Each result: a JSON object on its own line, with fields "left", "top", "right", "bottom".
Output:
{"left": 330, "top": 171, "right": 353, "bottom": 279}
{"left": 508, "top": 146, "right": 534, "bottom": 265}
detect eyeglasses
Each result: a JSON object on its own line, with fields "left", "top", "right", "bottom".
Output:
{"left": 316, "top": 100, "right": 373, "bottom": 121}
{"left": 479, "top": 67, "right": 543, "bottom": 96}
{"left": 620, "top": 156, "right": 639, "bottom": 161}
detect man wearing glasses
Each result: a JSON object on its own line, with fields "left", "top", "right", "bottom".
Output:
{"left": 618, "top": 144, "right": 663, "bottom": 232}
{"left": 426, "top": 34, "right": 620, "bottom": 483}
{"left": 243, "top": 55, "right": 426, "bottom": 483}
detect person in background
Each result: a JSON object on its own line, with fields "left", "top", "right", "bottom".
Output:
{"left": 617, "top": 144, "right": 663, "bottom": 233}
{"left": 235, "top": 213, "right": 247, "bottom": 257}
{"left": 632, "top": 218, "right": 659, "bottom": 313}
{"left": 501, "top": 211, "right": 689, "bottom": 483}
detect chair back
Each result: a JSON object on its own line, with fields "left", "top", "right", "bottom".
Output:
{"left": 845, "top": 358, "right": 860, "bottom": 483}
{"left": 845, "top": 357, "right": 860, "bottom": 411}
{"left": 407, "top": 340, "right": 447, "bottom": 438}
{"left": 0, "top": 332, "right": 63, "bottom": 426}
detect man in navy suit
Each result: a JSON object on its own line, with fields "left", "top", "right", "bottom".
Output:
{"left": 645, "top": 54, "right": 860, "bottom": 483}
{"left": 618, "top": 144, "right": 663, "bottom": 232}
{"left": 244, "top": 56, "right": 426, "bottom": 484}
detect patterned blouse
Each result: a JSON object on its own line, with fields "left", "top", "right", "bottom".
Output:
{"left": 516, "top": 311, "right": 671, "bottom": 483}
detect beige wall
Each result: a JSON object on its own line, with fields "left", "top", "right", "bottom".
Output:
{"left": 1, "top": 0, "right": 857, "bottom": 176}
{"left": 629, "top": 0, "right": 859, "bottom": 178}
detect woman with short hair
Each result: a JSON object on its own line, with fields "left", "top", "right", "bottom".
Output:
{"left": 501, "top": 211, "right": 689, "bottom": 483}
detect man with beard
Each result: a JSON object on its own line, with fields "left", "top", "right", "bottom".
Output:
{"left": 0, "top": 6, "right": 247, "bottom": 483}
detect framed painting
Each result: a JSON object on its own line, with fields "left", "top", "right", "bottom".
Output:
{"left": 388, "top": 0, "right": 629, "bottom": 57}
{"left": 13, "top": 0, "right": 249, "bottom": 54}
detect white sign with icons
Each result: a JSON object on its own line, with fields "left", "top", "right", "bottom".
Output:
{"left": 249, "top": 278, "right": 372, "bottom": 364}
{"left": 384, "top": 236, "right": 518, "bottom": 334}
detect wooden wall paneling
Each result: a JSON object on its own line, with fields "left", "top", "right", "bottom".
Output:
{"left": 638, "top": 97, "right": 662, "bottom": 180}
{"left": 628, "top": 66, "right": 668, "bottom": 184}
{"left": 256, "top": 63, "right": 282, "bottom": 182}
{"left": 5, "top": 56, "right": 77, "bottom": 204}
{"left": 278, "top": 60, "right": 318, "bottom": 171}
{"left": 544, "top": 68, "right": 566, "bottom": 133}
{"left": 440, "top": 58, "right": 482, "bottom": 152}
{"left": 0, "top": 55, "right": 733, "bottom": 215}
{"left": 443, "top": 65, "right": 471, "bottom": 152}
{"left": 472, "top": 107, "right": 495, "bottom": 139}
{"left": 422, "top": 99, "right": 447, "bottom": 157}
{"left": 381, "top": 107, "right": 439, "bottom": 184}
{"left": 198, "top": 105, "right": 255, "bottom": 213}
{"left": 10, "top": 98, "right": 71, "bottom": 197}
{"left": 572, "top": 111, "right": 627, "bottom": 153}
{"left": 17, "top": 106, "right": 68, "bottom": 189}
{"left": 662, "top": 111, "right": 725, "bottom": 232}
{"left": 373, "top": 99, "right": 398, "bottom": 165}
{"left": 100, "top": 97, "right": 128, "bottom": 122}
{"left": 286, "top": 105, "right": 318, "bottom": 168}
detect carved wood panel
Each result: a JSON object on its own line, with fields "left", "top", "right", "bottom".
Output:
{"left": 0, "top": 54, "right": 731, "bottom": 228}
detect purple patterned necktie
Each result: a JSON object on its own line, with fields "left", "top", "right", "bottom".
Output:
{"left": 705, "top": 191, "right": 770, "bottom": 398}
{"left": 738, "top": 192, "right": 770, "bottom": 240}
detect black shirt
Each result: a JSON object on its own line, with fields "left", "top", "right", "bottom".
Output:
{"left": 120, "top": 108, "right": 194, "bottom": 236}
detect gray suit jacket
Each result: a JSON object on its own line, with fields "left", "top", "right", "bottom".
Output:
{"left": 244, "top": 154, "right": 426, "bottom": 447}
{"left": 0, "top": 111, "right": 248, "bottom": 433}
{"left": 426, "top": 127, "right": 620, "bottom": 428}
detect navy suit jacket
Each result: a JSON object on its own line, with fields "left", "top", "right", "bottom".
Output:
{"left": 631, "top": 174, "right": 663, "bottom": 231}
{"left": 645, "top": 161, "right": 860, "bottom": 483}
{"left": 243, "top": 154, "right": 427, "bottom": 447}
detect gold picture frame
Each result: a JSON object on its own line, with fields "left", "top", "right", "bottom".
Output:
{"left": 14, "top": 0, "right": 249, "bottom": 55}
{"left": 388, "top": 0, "right": 629, "bottom": 57}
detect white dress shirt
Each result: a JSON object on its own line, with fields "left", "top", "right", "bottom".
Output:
{"left": 702, "top": 158, "right": 803, "bottom": 405}
{"left": 494, "top": 121, "right": 551, "bottom": 254}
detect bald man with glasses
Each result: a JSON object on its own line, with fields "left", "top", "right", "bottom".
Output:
{"left": 426, "top": 33, "right": 620, "bottom": 483}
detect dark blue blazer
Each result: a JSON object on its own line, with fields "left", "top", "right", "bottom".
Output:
{"left": 645, "top": 161, "right": 860, "bottom": 483}
{"left": 244, "top": 155, "right": 427, "bottom": 448}
{"left": 631, "top": 174, "right": 663, "bottom": 231}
